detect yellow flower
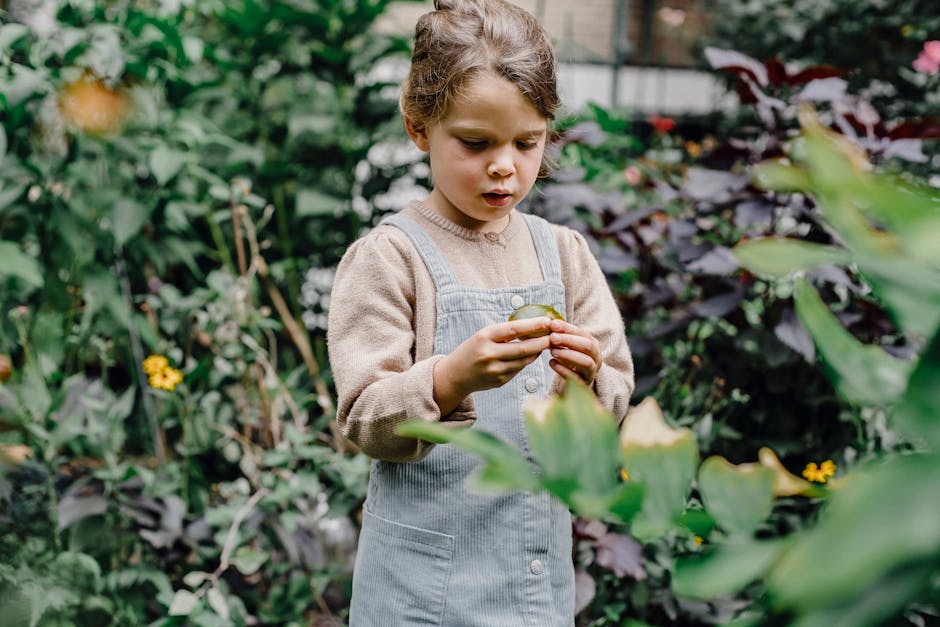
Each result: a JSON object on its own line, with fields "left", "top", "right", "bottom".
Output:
{"left": 144, "top": 354, "right": 183, "bottom": 392}
{"left": 685, "top": 140, "right": 702, "bottom": 159}
{"left": 143, "top": 354, "right": 169, "bottom": 375}
{"left": 620, "top": 468, "right": 630, "bottom": 481}
{"left": 802, "top": 459, "right": 837, "bottom": 483}
{"left": 694, "top": 536, "right": 704, "bottom": 547}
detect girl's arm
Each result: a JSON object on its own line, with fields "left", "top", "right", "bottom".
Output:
{"left": 328, "top": 230, "right": 467, "bottom": 462}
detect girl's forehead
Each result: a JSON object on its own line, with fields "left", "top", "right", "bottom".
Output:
{"left": 442, "top": 74, "right": 548, "bottom": 131}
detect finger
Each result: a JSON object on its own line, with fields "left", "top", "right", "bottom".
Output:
{"left": 549, "top": 359, "right": 583, "bottom": 383}
{"left": 548, "top": 319, "right": 584, "bottom": 336}
{"left": 489, "top": 317, "right": 554, "bottom": 342}
{"left": 496, "top": 335, "right": 550, "bottom": 360}
{"left": 549, "top": 348, "right": 594, "bottom": 376}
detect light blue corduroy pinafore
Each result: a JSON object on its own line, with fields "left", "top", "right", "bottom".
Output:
{"left": 348, "top": 212, "right": 574, "bottom": 627}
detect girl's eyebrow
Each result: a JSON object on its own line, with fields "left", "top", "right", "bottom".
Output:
{"left": 449, "top": 124, "right": 547, "bottom": 137}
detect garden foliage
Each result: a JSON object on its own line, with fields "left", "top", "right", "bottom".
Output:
{"left": 404, "top": 110, "right": 940, "bottom": 627}
{"left": 0, "top": 0, "right": 415, "bottom": 624}
{"left": 1, "top": 0, "right": 939, "bottom": 625}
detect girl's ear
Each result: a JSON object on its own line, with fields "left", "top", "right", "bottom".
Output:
{"left": 404, "top": 116, "right": 430, "bottom": 152}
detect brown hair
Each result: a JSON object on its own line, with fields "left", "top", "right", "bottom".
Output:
{"left": 401, "top": 0, "right": 560, "bottom": 130}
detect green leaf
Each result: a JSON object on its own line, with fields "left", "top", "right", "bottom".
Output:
{"left": 856, "top": 256, "right": 940, "bottom": 338}
{"left": 0, "top": 184, "right": 24, "bottom": 212}
{"left": 794, "top": 279, "right": 911, "bottom": 406}
{"left": 168, "top": 589, "right": 200, "bottom": 616}
{"left": 397, "top": 421, "right": 538, "bottom": 492}
{"left": 732, "top": 238, "right": 852, "bottom": 278}
{"left": 698, "top": 456, "right": 775, "bottom": 537}
{"left": 524, "top": 380, "right": 621, "bottom": 499}
{"left": 787, "top": 565, "right": 934, "bottom": 627}
{"left": 892, "top": 324, "right": 940, "bottom": 449}
{"left": 768, "top": 453, "right": 940, "bottom": 611}
{"left": 231, "top": 547, "right": 268, "bottom": 576}
{"left": 752, "top": 159, "right": 812, "bottom": 192}
{"left": 112, "top": 199, "right": 150, "bottom": 246}
{"left": 620, "top": 398, "right": 698, "bottom": 540}
{"left": 295, "top": 188, "right": 344, "bottom": 217}
{"left": 674, "top": 538, "right": 787, "bottom": 599}
{"left": 149, "top": 145, "right": 184, "bottom": 185}
{"left": 0, "top": 241, "right": 43, "bottom": 288}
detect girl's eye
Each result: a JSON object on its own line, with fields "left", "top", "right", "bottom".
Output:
{"left": 459, "top": 138, "right": 487, "bottom": 149}
{"left": 516, "top": 140, "right": 538, "bottom": 150}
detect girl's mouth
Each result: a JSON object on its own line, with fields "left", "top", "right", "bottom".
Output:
{"left": 483, "top": 192, "right": 513, "bottom": 207}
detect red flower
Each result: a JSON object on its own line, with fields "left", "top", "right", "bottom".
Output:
{"left": 648, "top": 114, "right": 676, "bottom": 135}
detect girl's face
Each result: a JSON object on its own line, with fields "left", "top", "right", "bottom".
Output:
{"left": 406, "top": 73, "right": 548, "bottom": 233}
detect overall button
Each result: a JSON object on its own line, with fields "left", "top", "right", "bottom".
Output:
{"left": 510, "top": 294, "right": 525, "bottom": 309}
{"left": 530, "top": 559, "right": 544, "bottom": 575}
{"left": 484, "top": 232, "right": 499, "bottom": 242}
{"left": 524, "top": 377, "right": 538, "bottom": 393}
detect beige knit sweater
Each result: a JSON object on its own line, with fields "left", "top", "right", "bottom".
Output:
{"left": 327, "top": 200, "right": 635, "bottom": 462}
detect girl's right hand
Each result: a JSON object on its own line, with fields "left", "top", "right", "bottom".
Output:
{"left": 432, "top": 317, "right": 553, "bottom": 415}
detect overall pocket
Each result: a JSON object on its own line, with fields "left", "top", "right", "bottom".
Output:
{"left": 349, "top": 509, "right": 454, "bottom": 627}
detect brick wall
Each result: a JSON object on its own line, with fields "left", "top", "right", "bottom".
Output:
{"left": 377, "top": 0, "right": 712, "bottom": 68}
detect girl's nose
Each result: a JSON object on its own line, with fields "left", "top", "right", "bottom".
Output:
{"left": 487, "top": 148, "right": 515, "bottom": 177}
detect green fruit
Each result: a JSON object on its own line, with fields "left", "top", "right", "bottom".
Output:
{"left": 508, "top": 304, "right": 564, "bottom": 338}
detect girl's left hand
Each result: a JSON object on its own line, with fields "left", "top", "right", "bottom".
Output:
{"left": 547, "top": 319, "right": 602, "bottom": 387}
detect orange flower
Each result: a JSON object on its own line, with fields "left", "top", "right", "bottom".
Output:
{"left": 59, "top": 74, "right": 129, "bottom": 134}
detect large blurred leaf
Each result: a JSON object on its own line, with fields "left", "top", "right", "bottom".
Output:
{"left": 793, "top": 279, "right": 911, "bottom": 406}
{"left": 674, "top": 538, "right": 787, "bottom": 600}
{"left": 396, "top": 421, "right": 538, "bottom": 493}
{"left": 732, "top": 238, "right": 851, "bottom": 278}
{"left": 892, "top": 325, "right": 940, "bottom": 448}
{"left": 768, "top": 453, "right": 940, "bottom": 613}
{"left": 698, "top": 456, "right": 774, "bottom": 537}
{"left": 524, "top": 381, "right": 620, "bottom": 504}
{"left": 620, "top": 397, "right": 698, "bottom": 539}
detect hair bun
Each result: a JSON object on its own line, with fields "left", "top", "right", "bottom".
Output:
{"left": 433, "top": 0, "right": 479, "bottom": 13}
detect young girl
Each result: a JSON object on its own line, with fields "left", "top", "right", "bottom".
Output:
{"left": 327, "top": 0, "right": 634, "bottom": 624}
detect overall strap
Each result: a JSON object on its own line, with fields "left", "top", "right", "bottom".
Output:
{"left": 379, "top": 213, "right": 460, "bottom": 293}
{"left": 520, "top": 213, "right": 563, "bottom": 284}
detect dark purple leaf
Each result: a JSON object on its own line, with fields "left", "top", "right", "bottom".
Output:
{"left": 887, "top": 117, "right": 940, "bottom": 140}
{"left": 628, "top": 337, "right": 655, "bottom": 357}
{"left": 565, "top": 121, "right": 607, "bottom": 147}
{"left": 575, "top": 518, "right": 608, "bottom": 541}
{"left": 653, "top": 181, "right": 680, "bottom": 202}
{"left": 551, "top": 167, "right": 587, "bottom": 183}
{"left": 594, "top": 532, "right": 646, "bottom": 580}
{"left": 734, "top": 199, "right": 774, "bottom": 231}
{"left": 689, "top": 290, "right": 743, "bottom": 318}
{"left": 686, "top": 246, "right": 739, "bottom": 275}
{"left": 668, "top": 219, "right": 697, "bottom": 245}
{"left": 615, "top": 231, "right": 639, "bottom": 250}
{"left": 765, "top": 57, "right": 788, "bottom": 85}
{"left": 682, "top": 168, "right": 750, "bottom": 203}
{"left": 677, "top": 241, "right": 713, "bottom": 265}
{"left": 597, "top": 246, "right": 639, "bottom": 274}
{"left": 788, "top": 65, "right": 848, "bottom": 85}
{"left": 57, "top": 493, "right": 108, "bottom": 531}
{"left": 703, "top": 47, "right": 768, "bottom": 86}
{"left": 774, "top": 307, "right": 815, "bottom": 363}
{"left": 881, "top": 138, "right": 928, "bottom": 163}
{"left": 648, "top": 314, "right": 693, "bottom": 339}
{"left": 796, "top": 78, "right": 848, "bottom": 103}
{"left": 604, "top": 206, "right": 658, "bottom": 234}
{"left": 574, "top": 569, "right": 596, "bottom": 615}
{"left": 807, "top": 265, "right": 861, "bottom": 292}
{"left": 636, "top": 224, "right": 665, "bottom": 247}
